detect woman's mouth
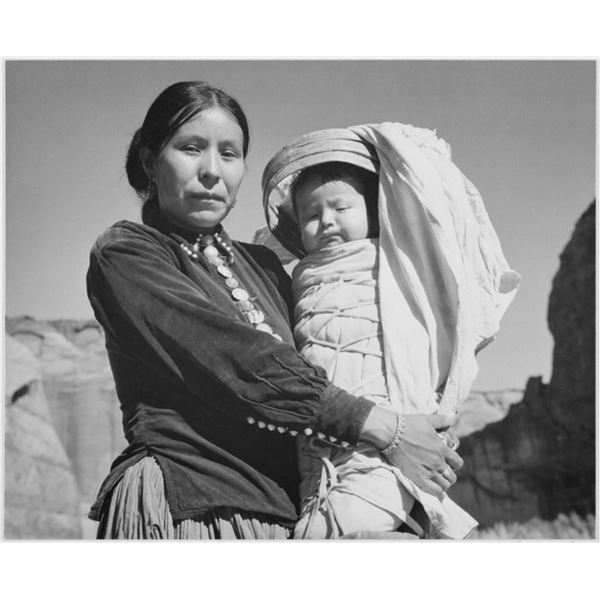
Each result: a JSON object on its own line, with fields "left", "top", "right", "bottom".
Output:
{"left": 188, "top": 193, "right": 225, "bottom": 204}
{"left": 189, "top": 193, "right": 223, "bottom": 201}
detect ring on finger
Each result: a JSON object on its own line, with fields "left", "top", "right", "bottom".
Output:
{"left": 441, "top": 467, "right": 453, "bottom": 480}
{"left": 438, "top": 433, "right": 458, "bottom": 451}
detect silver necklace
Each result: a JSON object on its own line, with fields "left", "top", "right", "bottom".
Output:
{"left": 180, "top": 233, "right": 282, "bottom": 341}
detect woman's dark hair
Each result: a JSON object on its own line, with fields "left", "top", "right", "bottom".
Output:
{"left": 125, "top": 81, "right": 250, "bottom": 224}
{"left": 291, "top": 161, "right": 380, "bottom": 238}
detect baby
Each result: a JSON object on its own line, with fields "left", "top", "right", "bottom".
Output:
{"left": 293, "top": 161, "right": 380, "bottom": 253}
{"left": 261, "top": 122, "right": 520, "bottom": 539}
{"left": 291, "top": 161, "right": 476, "bottom": 539}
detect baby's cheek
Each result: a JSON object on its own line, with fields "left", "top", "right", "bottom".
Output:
{"left": 301, "top": 230, "right": 317, "bottom": 252}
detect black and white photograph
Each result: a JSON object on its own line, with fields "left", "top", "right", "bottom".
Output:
{"left": 1, "top": 51, "right": 598, "bottom": 598}
{"left": 4, "top": 58, "right": 596, "bottom": 541}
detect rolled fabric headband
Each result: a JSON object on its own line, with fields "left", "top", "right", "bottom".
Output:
{"left": 261, "top": 128, "right": 379, "bottom": 258}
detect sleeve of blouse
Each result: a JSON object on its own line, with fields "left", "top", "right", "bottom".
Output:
{"left": 87, "top": 224, "right": 373, "bottom": 444}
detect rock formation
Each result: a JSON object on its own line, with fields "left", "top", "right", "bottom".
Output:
{"left": 450, "top": 201, "right": 596, "bottom": 528}
{"left": 544, "top": 200, "right": 595, "bottom": 517}
{"left": 547, "top": 201, "right": 595, "bottom": 402}
{"left": 5, "top": 316, "right": 127, "bottom": 535}
{"left": 450, "top": 378, "right": 549, "bottom": 527}
{"left": 453, "top": 389, "right": 523, "bottom": 438}
{"left": 4, "top": 336, "right": 82, "bottom": 539}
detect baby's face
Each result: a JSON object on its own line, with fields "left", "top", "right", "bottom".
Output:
{"left": 295, "top": 176, "right": 370, "bottom": 253}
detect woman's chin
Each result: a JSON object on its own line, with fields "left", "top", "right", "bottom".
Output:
{"left": 175, "top": 212, "right": 227, "bottom": 233}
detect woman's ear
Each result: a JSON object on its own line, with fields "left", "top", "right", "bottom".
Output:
{"left": 139, "top": 147, "right": 156, "bottom": 180}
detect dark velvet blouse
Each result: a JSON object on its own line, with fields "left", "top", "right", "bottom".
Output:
{"left": 86, "top": 219, "right": 374, "bottom": 526}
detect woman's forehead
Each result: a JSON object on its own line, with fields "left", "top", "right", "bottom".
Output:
{"left": 173, "top": 108, "right": 243, "bottom": 138}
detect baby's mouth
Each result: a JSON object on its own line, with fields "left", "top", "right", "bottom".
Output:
{"left": 319, "top": 234, "right": 343, "bottom": 247}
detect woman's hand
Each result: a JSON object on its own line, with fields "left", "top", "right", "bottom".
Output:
{"left": 360, "top": 407, "right": 463, "bottom": 499}
{"left": 388, "top": 414, "right": 463, "bottom": 499}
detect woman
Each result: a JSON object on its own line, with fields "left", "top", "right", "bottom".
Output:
{"left": 87, "top": 81, "right": 462, "bottom": 539}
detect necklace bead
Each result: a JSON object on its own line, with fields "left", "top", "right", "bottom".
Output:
{"left": 217, "top": 265, "right": 233, "bottom": 278}
{"left": 180, "top": 244, "right": 198, "bottom": 260}
{"left": 180, "top": 230, "right": 279, "bottom": 343}
{"left": 231, "top": 288, "right": 250, "bottom": 301}
{"left": 203, "top": 245, "right": 219, "bottom": 258}
{"left": 247, "top": 309, "right": 265, "bottom": 324}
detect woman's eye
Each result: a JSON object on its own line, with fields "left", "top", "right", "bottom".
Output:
{"left": 221, "top": 149, "right": 239, "bottom": 159}
{"left": 183, "top": 145, "right": 200, "bottom": 153}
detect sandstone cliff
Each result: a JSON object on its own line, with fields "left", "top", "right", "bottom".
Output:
{"left": 5, "top": 317, "right": 127, "bottom": 518}
{"left": 4, "top": 336, "right": 82, "bottom": 538}
{"left": 450, "top": 201, "right": 596, "bottom": 528}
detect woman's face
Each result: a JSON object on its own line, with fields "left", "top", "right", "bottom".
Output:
{"left": 146, "top": 107, "right": 246, "bottom": 232}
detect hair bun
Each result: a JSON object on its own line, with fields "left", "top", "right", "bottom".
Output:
{"left": 125, "top": 128, "right": 150, "bottom": 198}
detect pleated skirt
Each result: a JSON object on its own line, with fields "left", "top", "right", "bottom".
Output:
{"left": 96, "top": 457, "right": 291, "bottom": 540}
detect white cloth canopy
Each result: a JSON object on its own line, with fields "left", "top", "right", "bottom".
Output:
{"left": 262, "top": 122, "right": 520, "bottom": 414}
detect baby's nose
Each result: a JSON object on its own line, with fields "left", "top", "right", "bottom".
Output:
{"left": 320, "top": 210, "right": 335, "bottom": 227}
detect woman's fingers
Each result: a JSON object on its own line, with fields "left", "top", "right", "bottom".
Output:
{"left": 420, "top": 478, "right": 447, "bottom": 500}
{"left": 414, "top": 464, "right": 457, "bottom": 499}
{"left": 437, "top": 430, "right": 460, "bottom": 451}
{"left": 438, "top": 465, "right": 457, "bottom": 486}
{"left": 444, "top": 448, "right": 464, "bottom": 472}
{"left": 383, "top": 413, "right": 465, "bottom": 496}
{"left": 429, "top": 467, "right": 458, "bottom": 499}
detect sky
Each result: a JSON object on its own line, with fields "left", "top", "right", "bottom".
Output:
{"left": 4, "top": 59, "right": 596, "bottom": 392}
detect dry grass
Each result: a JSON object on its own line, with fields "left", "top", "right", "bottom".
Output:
{"left": 469, "top": 512, "right": 596, "bottom": 540}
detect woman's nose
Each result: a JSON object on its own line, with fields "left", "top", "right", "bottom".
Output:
{"left": 198, "top": 151, "right": 220, "bottom": 185}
